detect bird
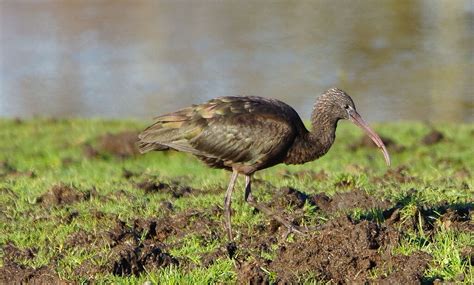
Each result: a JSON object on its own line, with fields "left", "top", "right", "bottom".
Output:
{"left": 138, "top": 88, "right": 390, "bottom": 240}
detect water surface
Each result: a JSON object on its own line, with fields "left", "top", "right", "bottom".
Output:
{"left": 1, "top": 0, "right": 473, "bottom": 122}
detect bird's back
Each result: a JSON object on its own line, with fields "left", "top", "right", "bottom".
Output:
{"left": 138, "top": 96, "right": 308, "bottom": 173}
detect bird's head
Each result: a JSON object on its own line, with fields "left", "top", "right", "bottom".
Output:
{"left": 316, "top": 88, "right": 391, "bottom": 166}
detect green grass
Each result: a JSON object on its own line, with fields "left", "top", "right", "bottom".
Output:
{"left": 0, "top": 118, "right": 473, "bottom": 283}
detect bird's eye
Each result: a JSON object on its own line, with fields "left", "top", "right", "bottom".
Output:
{"left": 344, "top": 105, "right": 350, "bottom": 109}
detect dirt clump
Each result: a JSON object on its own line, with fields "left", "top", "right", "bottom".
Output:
{"left": 66, "top": 230, "right": 97, "bottom": 248}
{"left": 107, "top": 218, "right": 176, "bottom": 246}
{"left": 383, "top": 202, "right": 473, "bottom": 236}
{"left": 111, "top": 241, "right": 178, "bottom": 276}
{"left": 0, "top": 243, "right": 63, "bottom": 284}
{"left": 312, "top": 190, "right": 391, "bottom": 214}
{"left": 102, "top": 211, "right": 220, "bottom": 275}
{"left": 271, "top": 216, "right": 429, "bottom": 284}
{"left": 63, "top": 209, "right": 80, "bottom": 224}
{"left": 83, "top": 143, "right": 101, "bottom": 159}
{"left": 105, "top": 209, "right": 219, "bottom": 249}
{"left": 237, "top": 260, "right": 271, "bottom": 284}
{"left": 271, "top": 188, "right": 390, "bottom": 215}
{"left": 265, "top": 188, "right": 391, "bottom": 233}
{"left": 436, "top": 206, "right": 473, "bottom": 232}
{"left": 273, "top": 187, "right": 313, "bottom": 209}
{"left": 374, "top": 165, "right": 416, "bottom": 184}
{"left": 349, "top": 135, "right": 405, "bottom": 152}
{"left": 82, "top": 131, "right": 140, "bottom": 159}
{"left": 0, "top": 263, "right": 62, "bottom": 285}
{"left": 422, "top": 129, "right": 444, "bottom": 145}
{"left": 36, "top": 184, "right": 89, "bottom": 206}
{"left": 72, "top": 218, "right": 179, "bottom": 278}
{"left": 2, "top": 243, "right": 37, "bottom": 261}
{"left": 200, "top": 248, "right": 229, "bottom": 268}
{"left": 135, "top": 179, "right": 194, "bottom": 198}
{"left": 99, "top": 131, "right": 140, "bottom": 158}
{"left": 378, "top": 251, "right": 432, "bottom": 284}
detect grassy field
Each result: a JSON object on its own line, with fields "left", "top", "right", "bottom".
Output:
{"left": 0, "top": 118, "right": 472, "bottom": 284}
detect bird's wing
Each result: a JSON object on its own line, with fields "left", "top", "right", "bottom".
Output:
{"left": 138, "top": 97, "right": 300, "bottom": 165}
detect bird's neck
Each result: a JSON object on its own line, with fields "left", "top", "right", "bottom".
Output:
{"left": 284, "top": 109, "right": 338, "bottom": 165}
{"left": 310, "top": 108, "right": 338, "bottom": 149}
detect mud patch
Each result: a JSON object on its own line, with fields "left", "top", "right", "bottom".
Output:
{"left": 111, "top": 241, "right": 178, "bottom": 276}
{"left": 99, "top": 131, "right": 140, "bottom": 158}
{"left": 70, "top": 218, "right": 179, "bottom": 278}
{"left": 36, "top": 184, "right": 90, "bottom": 206}
{"left": 311, "top": 190, "right": 391, "bottom": 214}
{"left": 103, "top": 211, "right": 223, "bottom": 274}
{"left": 234, "top": 192, "right": 473, "bottom": 283}
{"left": 83, "top": 131, "right": 140, "bottom": 159}
{"left": 271, "top": 187, "right": 390, "bottom": 214}
{"left": 0, "top": 263, "right": 62, "bottom": 285}
{"left": 83, "top": 143, "right": 102, "bottom": 159}
{"left": 237, "top": 260, "right": 271, "bottom": 284}
{"left": 264, "top": 188, "right": 391, "bottom": 233}
{"left": 200, "top": 247, "right": 229, "bottom": 268}
{"left": 2, "top": 243, "right": 37, "bottom": 261}
{"left": 0, "top": 243, "right": 63, "bottom": 284}
{"left": 66, "top": 230, "right": 93, "bottom": 249}
{"left": 422, "top": 129, "right": 444, "bottom": 145}
{"left": 374, "top": 165, "right": 416, "bottom": 184}
{"left": 69, "top": 209, "right": 221, "bottom": 278}
{"left": 271, "top": 216, "right": 430, "bottom": 284}
{"left": 135, "top": 179, "right": 195, "bottom": 198}
{"left": 272, "top": 187, "right": 313, "bottom": 210}
{"left": 108, "top": 218, "right": 176, "bottom": 245}
{"left": 438, "top": 207, "right": 473, "bottom": 232}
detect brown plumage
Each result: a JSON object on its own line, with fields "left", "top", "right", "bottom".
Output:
{"left": 138, "top": 88, "right": 390, "bottom": 240}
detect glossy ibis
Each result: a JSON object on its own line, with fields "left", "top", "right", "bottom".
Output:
{"left": 138, "top": 88, "right": 390, "bottom": 240}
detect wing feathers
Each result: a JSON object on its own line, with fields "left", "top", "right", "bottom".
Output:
{"left": 138, "top": 96, "right": 303, "bottom": 168}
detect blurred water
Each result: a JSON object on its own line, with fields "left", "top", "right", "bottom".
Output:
{"left": 1, "top": 0, "right": 473, "bottom": 122}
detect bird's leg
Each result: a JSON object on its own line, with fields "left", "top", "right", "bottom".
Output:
{"left": 244, "top": 175, "right": 304, "bottom": 237}
{"left": 224, "top": 170, "right": 239, "bottom": 241}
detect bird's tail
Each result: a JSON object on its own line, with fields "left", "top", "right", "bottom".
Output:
{"left": 137, "top": 107, "right": 198, "bottom": 154}
{"left": 137, "top": 140, "right": 169, "bottom": 153}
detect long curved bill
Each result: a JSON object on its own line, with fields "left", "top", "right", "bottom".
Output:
{"left": 349, "top": 111, "right": 391, "bottom": 166}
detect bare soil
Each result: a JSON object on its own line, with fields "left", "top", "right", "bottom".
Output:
{"left": 99, "top": 131, "right": 140, "bottom": 158}
{"left": 36, "top": 184, "right": 90, "bottom": 206}
{"left": 0, "top": 244, "right": 65, "bottom": 284}
{"left": 2, "top": 179, "right": 472, "bottom": 283}
{"left": 233, "top": 188, "right": 472, "bottom": 284}
{"left": 135, "top": 179, "right": 195, "bottom": 198}
{"left": 373, "top": 165, "right": 417, "bottom": 184}
{"left": 270, "top": 187, "right": 390, "bottom": 215}
{"left": 83, "top": 131, "right": 140, "bottom": 159}
{"left": 270, "top": 216, "right": 430, "bottom": 284}
{"left": 422, "top": 130, "right": 444, "bottom": 145}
